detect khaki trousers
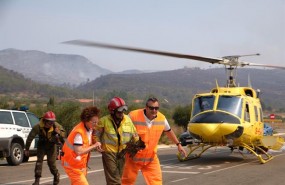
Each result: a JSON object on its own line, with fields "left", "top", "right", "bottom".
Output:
{"left": 102, "top": 152, "right": 125, "bottom": 185}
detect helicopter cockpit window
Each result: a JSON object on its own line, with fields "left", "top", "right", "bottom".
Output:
{"left": 217, "top": 96, "right": 242, "bottom": 118}
{"left": 192, "top": 96, "right": 215, "bottom": 116}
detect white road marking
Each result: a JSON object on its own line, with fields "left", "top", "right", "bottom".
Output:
{"left": 170, "top": 178, "right": 189, "bottom": 183}
{"left": 203, "top": 162, "right": 253, "bottom": 175}
{"left": 204, "top": 152, "right": 285, "bottom": 175}
{"left": 90, "top": 154, "right": 102, "bottom": 158}
{"left": 198, "top": 165, "right": 221, "bottom": 170}
{"left": 160, "top": 157, "right": 179, "bottom": 162}
{"left": 4, "top": 169, "right": 104, "bottom": 184}
{"left": 162, "top": 170, "right": 200, "bottom": 174}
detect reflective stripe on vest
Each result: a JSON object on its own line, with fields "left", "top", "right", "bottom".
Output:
{"left": 97, "top": 115, "right": 137, "bottom": 153}
{"left": 61, "top": 122, "right": 89, "bottom": 169}
{"left": 129, "top": 109, "right": 165, "bottom": 164}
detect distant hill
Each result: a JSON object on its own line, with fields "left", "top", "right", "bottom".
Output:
{"left": 117, "top": 69, "right": 158, "bottom": 74}
{"left": 0, "top": 49, "right": 112, "bottom": 86}
{"left": 0, "top": 65, "right": 86, "bottom": 98}
{"left": 77, "top": 67, "right": 285, "bottom": 109}
{"left": 1, "top": 49, "right": 284, "bottom": 111}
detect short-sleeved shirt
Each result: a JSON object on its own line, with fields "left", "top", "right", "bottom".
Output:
{"left": 143, "top": 112, "right": 171, "bottom": 131}
{"left": 74, "top": 129, "right": 93, "bottom": 145}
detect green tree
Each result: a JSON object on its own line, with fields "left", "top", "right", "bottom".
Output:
{"left": 53, "top": 101, "right": 82, "bottom": 135}
{"left": 47, "top": 96, "right": 55, "bottom": 109}
{"left": 29, "top": 104, "right": 46, "bottom": 118}
{"left": 103, "top": 90, "right": 128, "bottom": 102}
{"left": 0, "top": 97, "right": 10, "bottom": 109}
{"left": 172, "top": 105, "right": 191, "bottom": 131}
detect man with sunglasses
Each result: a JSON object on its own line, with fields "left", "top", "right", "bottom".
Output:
{"left": 122, "top": 97, "right": 187, "bottom": 185}
{"left": 93, "top": 97, "right": 138, "bottom": 185}
{"left": 25, "top": 111, "right": 65, "bottom": 185}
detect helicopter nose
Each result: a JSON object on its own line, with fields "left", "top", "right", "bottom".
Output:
{"left": 189, "top": 123, "right": 241, "bottom": 143}
{"left": 200, "top": 124, "right": 221, "bottom": 137}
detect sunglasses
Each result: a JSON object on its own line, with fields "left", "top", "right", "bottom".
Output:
{"left": 46, "top": 121, "right": 55, "bottom": 125}
{"left": 89, "top": 120, "right": 98, "bottom": 124}
{"left": 147, "top": 106, "right": 159, "bottom": 110}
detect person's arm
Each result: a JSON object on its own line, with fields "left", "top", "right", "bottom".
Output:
{"left": 74, "top": 142, "right": 101, "bottom": 155}
{"left": 54, "top": 122, "right": 66, "bottom": 138}
{"left": 91, "top": 127, "right": 104, "bottom": 152}
{"left": 92, "top": 127, "right": 103, "bottom": 143}
{"left": 164, "top": 130, "right": 187, "bottom": 157}
{"left": 73, "top": 132, "right": 102, "bottom": 155}
{"left": 128, "top": 117, "right": 139, "bottom": 141}
{"left": 163, "top": 118, "right": 187, "bottom": 157}
{"left": 92, "top": 119, "right": 105, "bottom": 143}
{"left": 25, "top": 124, "right": 39, "bottom": 156}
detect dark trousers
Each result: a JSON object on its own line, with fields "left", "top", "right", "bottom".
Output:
{"left": 34, "top": 144, "right": 58, "bottom": 178}
{"left": 102, "top": 152, "right": 125, "bottom": 185}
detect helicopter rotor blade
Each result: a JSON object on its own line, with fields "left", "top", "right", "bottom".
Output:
{"left": 240, "top": 62, "right": 285, "bottom": 70}
{"left": 62, "top": 40, "right": 223, "bottom": 64}
{"left": 63, "top": 40, "right": 285, "bottom": 70}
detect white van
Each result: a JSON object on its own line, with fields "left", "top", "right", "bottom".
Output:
{"left": 0, "top": 109, "right": 39, "bottom": 165}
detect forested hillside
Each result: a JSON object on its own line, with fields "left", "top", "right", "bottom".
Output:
{"left": 1, "top": 65, "right": 285, "bottom": 111}
{"left": 0, "top": 66, "right": 87, "bottom": 98}
{"left": 77, "top": 67, "right": 285, "bottom": 110}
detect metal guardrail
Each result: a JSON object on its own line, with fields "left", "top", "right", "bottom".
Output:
{"left": 263, "top": 119, "right": 283, "bottom": 123}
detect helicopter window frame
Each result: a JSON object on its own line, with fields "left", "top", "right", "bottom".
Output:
{"left": 254, "top": 106, "right": 259, "bottom": 122}
{"left": 244, "top": 103, "right": 250, "bottom": 122}
{"left": 217, "top": 95, "right": 243, "bottom": 118}
{"left": 259, "top": 107, "right": 263, "bottom": 122}
{"left": 244, "top": 89, "right": 253, "bottom": 97}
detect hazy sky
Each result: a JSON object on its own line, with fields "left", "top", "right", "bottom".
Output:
{"left": 0, "top": 0, "right": 284, "bottom": 72}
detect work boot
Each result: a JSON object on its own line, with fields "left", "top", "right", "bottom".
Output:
{"left": 53, "top": 173, "right": 60, "bottom": 185}
{"left": 32, "top": 178, "right": 40, "bottom": 185}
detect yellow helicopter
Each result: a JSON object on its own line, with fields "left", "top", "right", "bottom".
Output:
{"left": 63, "top": 40, "right": 285, "bottom": 163}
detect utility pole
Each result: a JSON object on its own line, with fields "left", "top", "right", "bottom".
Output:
{"left": 93, "top": 91, "right": 95, "bottom": 106}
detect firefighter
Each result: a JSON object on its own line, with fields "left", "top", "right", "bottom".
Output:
{"left": 61, "top": 106, "right": 102, "bottom": 185}
{"left": 25, "top": 111, "right": 65, "bottom": 185}
{"left": 121, "top": 97, "right": 187, "bottom": 185}
{"left": 93, "top": 97, "right": 138, "bottom": 185}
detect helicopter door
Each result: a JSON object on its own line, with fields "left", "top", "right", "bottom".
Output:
{"left": 253, "top": 106, "right": 263, "bottom": 135}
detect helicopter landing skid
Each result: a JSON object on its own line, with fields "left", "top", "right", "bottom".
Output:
{"left": 240, "top": 143, "right": 273, "bottom": 164}
{"left": 177, "top": 142, "right": 274, "bottom": 163}
{"left": 177, "top": 143, "right": 213, "bottom": 162}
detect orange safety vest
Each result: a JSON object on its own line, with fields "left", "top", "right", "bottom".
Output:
{"left": 129, "top": 109, "right": 165, "bottom": 164}
{"left": 61, "top": 122, "right": 90, "bottom": 169}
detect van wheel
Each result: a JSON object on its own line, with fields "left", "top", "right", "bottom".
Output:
{"left": 6, "top": 143, "right": 24, "bottom": 166}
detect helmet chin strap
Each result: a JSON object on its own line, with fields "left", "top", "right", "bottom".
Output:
{"left": 111, "top": 110, "right": 123, "bottom": 124}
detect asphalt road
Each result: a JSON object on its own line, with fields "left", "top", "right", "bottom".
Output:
{"left": 1, "top": 144, "right": 285, "bottom": 185}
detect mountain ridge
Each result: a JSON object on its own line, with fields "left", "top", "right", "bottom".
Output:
{"left": 77, "top": 67, "right": 285, "bottom": 109}
{"left": 0, "top": 48, "right": 112, "bottom": 86}
{"left": 1, "top": 48, "right": 284, "bottom": 110}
